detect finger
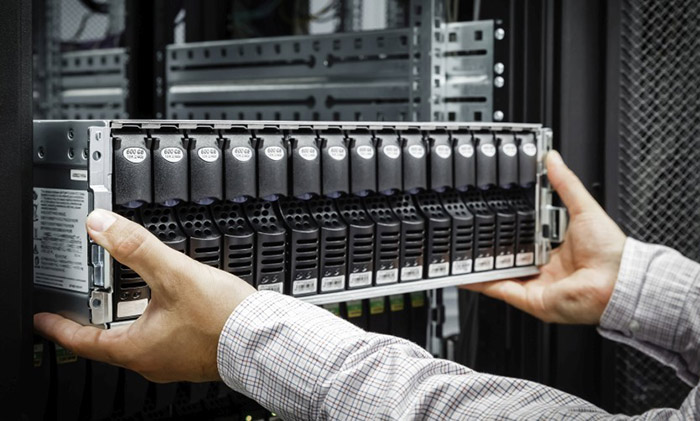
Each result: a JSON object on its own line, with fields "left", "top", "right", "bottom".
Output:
{"left": 546, "top": 150, "right": 600, "bottom": 216}
{"left": 34, "top": 312, "right": 129, "bottom": 366}
{"left": 86, "top": 209, "right": 187, "bottom": 287}
{"left": 461, "top": 279, "right": 531, "bottom": 310}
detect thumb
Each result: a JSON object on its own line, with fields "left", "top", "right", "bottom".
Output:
{"left": 546, "top": 150, "right": 600, "bottom": 216}
{"left": 86, "top": 209, "right": 187, "bottom": 289}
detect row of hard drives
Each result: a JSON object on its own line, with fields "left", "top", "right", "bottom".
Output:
{"left": 33, "top": 121, "right": 556, "bottom": 326}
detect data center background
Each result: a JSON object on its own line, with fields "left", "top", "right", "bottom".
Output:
{"left": 1, "top": 0, "right": 698, "bottom": 418}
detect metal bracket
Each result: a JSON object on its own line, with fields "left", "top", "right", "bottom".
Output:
{"left": 545, "top": 205, "right": 568, "bottom": 243}
{"left": 89, "top": 290, "right": 112, "bottom": 326}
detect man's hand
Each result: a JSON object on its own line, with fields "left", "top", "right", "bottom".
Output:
{"left": 463, "top": 151, "right": 627, "bottom": 324}
{"left": 33, "top": 209, "right": 256, "bottom": 383}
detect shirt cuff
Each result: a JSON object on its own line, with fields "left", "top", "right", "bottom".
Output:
{"left": 599, "top": 237, "right": 692, "bottom": 350}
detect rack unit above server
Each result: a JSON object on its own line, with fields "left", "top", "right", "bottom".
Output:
{"left": 165, "top": 19, "right": 505, "bottom": 123}
{"left": 33, "top": 120, "right": 565, "bottom": 327}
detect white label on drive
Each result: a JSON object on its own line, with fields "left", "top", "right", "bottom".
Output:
{"left": 523, "top": 143, "right": 537, "bottom": 157}
{"left": 376, "top": 268, "right": 399, "bottom": 285}
{"left": 401, "top": 265, "right": 423, "bottom": 281}
{"left": 258, "top": 283, "right": 284, "bottom": 293}
{"left": 408, "top": 144, "right": 425, "bottom": 159}
{"left": 328, "top": 146, "right": 347, "bottom": 161}
{"left": 357, "top": 145, "right": 374, "bottom": 159}
{"left": 503, "top": 143, "right": 517, "bottom": 157}
{"left": 481, "top": 144, "right": 496, "bottom": 157}
{"left": 161, "top": 147, "right": 184, "bottom": 163}
{"left": 123, "top": 147, "right": 147, "bottom": 163}
{"left": 474, "top": 256, "right": 494, "bottom": 272}
{"left": 435, "top": 144, "right": 452, "bottom": 159}
{"left": 321, "top": 275, "right": 345, "bottom": 292}
{"left": 117, "top": 298, "right": 149, "bottom": 319}
{"left": 198, "top": 147, "right": 220, "bottom": 162}
{"left": 496, "top": 254, "right": 515, "bottom": 269}
{"left": 292, "top": 278, "right": 317, "bottom": 295}
{"left": 516, "top": 252, "right": 535, "bottom": 266}
{"left": 70, "top": 169, "right": 88, "bottom": 181}
{"left": 265, "top": 146, "right": 285, "bottom": 161}
{"left": 383, "top": 145, "right": 400, "bottom": 159}
{"left": 349, "top": 272, "right": 372, "bottom": 288}
{"left": 33, "top": 188, "right": 89, "bottom": 293}
{"left": 452, "top": 259, "right": 473, "bottom": 275}
{"left": 231, "top": 146, "right": 253, "bottom": 162}
{"left": 428, "top": 262, "right": 449, "bottom": 278}
{"left": 458, "top": 144, "right": 474, "bottom": 158}
{"left": 298, "top": 146, "right": 318, "bottom": 161}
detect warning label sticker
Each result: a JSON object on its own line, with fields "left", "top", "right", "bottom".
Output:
{"left": 33, "top": 188, "right": 89, "bottom": 293}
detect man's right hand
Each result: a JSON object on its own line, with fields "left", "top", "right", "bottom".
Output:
{"left": 463, "top": 150, "right": 627, "bottom": 325}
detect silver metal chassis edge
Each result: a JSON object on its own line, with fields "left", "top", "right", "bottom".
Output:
{"left": 34, "top": 119, "right": 563, "bottom": 327}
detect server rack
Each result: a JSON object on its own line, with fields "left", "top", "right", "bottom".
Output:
{"left": 33, "top": 119, "right": 562, "bottom": 327}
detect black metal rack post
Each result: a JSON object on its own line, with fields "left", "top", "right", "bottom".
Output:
{"left": 0, "top": 0, "right": 33, "bottom": 417}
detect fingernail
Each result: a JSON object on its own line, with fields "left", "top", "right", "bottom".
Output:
{"left": 87, "top": 209, "right": 117, "bottom": 233}
{"left": 547, "top": 150, "right": 563, "bottom": 166}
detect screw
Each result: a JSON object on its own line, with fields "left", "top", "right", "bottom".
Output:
{"left": 91, "top": 298, "right": 102, "bottom": 308}
{"left": 494, "top": 111, "right": 505, "bottom": 121}
{"left": 494, "top": 62, "right": 505, "bottom": 74}
{"left": 495, "top": 28, "right": 506, "bottom": 40}
{"left": 494, "top": 76, "right": 505, "bottom": 88}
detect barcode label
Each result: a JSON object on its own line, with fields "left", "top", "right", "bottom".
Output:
{"left": 376, "top": 268, "right": 398, "bottom": 285}
{"left": 258, "top": 283, "right": 284, "bottom": 294}
{"left": 321, "top": 275, "right": 345, "bottom": 292}
{"left": 428, "top": 262, "right": 449, "bottom": 278}
{"left": 292, "top": 278, "right": 317, "bottom": 295}
{"left": 452, "top": 259, "right": 473, "bottom": 275}
{"left": 349, "top": 272, "right": 372, "bottom": 288}
{"left": 401, "top": 266, "right": 423, "bottom": 281}
{"left": 496, "top": 254, "right": 515, "bottom": 269}
{"left": 516, "top": 252, "right": 535, "bottom": 266}
{"left": 474, "top": 257, "right": 494, "bottom": 272}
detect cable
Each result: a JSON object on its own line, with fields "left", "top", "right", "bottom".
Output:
{"left": 78, "top": 0, "right": 109, "bottom": 14}
{"left": 473, "top": 0, "right": 481, "bottom": 21}
{"left": 70, "top": 12, "right": 95, "bottom": 41}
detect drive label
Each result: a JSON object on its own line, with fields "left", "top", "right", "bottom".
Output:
{"left": 349, "top": 271, "right": 372, "bottom": 288}
{"left": 328, "top": 146, "right": 347, "bottom": 161}
{"left": 232, "top": 146, "right": 253, "bottom": 162}
{"left": 357, "top": 145, "right": 374, "bottom": 159}
{"left": 452, "top": 259, "right": 473, "bottom": 275}
{"left": 264, "top": 146, "right": 285, "bottom": 160}
{"left": 258, "top": 282, "right": 284, "bottom": 293}
{"left": 321, "top": 275, "right": 345, "bottom": 292}
{"left": 474, "top": 256, "right": 494, "bottom": 271}
{"left": 161, "top": 147, "right": 184, "bottom": 163}
{"left": 123, "top": 147, "right": 147, "bottom": 163}
{"left": 523, "top": 143, "right": 537, "bottom": 156}
{"left": 481, "top": 144, "right": 496, "bottom": 157}
{"left": 298, "top": 146, "right": 318, "bottom": 161}
{"left": 408, "top": 145, "right": 425, "bottom": 159}
{"left": 428, "top": 262, "right": 449, "bottom": 278}
{"left": 33, "top": 188, "right": 89, "bottom": 293}
{"left": 503, "top": 143, "right": 517, "bottom": 157}
{"left": 496, "top": 254, "right": 515, "bottom": 269}
{"left": 435, "top": 144, "right": 452, "bottom": 159}
{"left": 458, "top": 144, "right": 474, "bottom": 158}
{"left": 292, "top": 278, "right": 317, "bottom": 295}
{"left": 516, "top": 252, "right": 534, "bottom": 266}
{"left": 383, "top": 145, "right": 401, "bottom": 159}
{"left": 376, "top": 268, "right": 399, "bottom": 285}
{"left": 198, "top": 147, "right": 220, "bottom": 162}
{"left": 400, "top": 265, "right": 423, "bottom": 281}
